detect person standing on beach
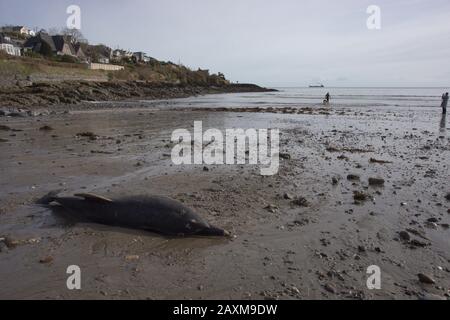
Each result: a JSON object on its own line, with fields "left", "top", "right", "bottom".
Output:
{"left": 441, "top": 92, "right": 449, "bottom": 114}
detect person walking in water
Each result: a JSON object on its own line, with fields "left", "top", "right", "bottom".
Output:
{"left": 324, "top": 92, "right": 330, "bottom": 105}
{"left": 441, "top": 92, "right": 449, "bottom": 114}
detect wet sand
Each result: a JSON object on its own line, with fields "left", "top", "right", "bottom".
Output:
{"left": 0, "top": 103, "right": 449, "bottom": 299}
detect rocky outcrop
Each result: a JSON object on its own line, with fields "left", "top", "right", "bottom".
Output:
{"left": 0, "top": 81, "right": 276, "bottom": 108}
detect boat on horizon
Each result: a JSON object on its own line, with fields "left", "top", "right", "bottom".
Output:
{"left": 309, "top": 83, "right": 324, "bottom": 88}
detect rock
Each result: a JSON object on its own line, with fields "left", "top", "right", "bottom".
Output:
{"left": 0, "top": 237, "right": 8, "bottom": 252}
{"left": 446, "top": 193, "right": 450, "bottom": 201}
{"left": 0, "top": 125, "right": 11, "bottom": 131}
{"left": 125, "top": 255, "right": 140, "bottom": 261}
{"left": 279, "top": 153, "right": 291, "bottom": 160}
{"left": 417, "top": 273, "right": 435, "bottom": 284}
{"left": 283, "top": 193, "right": 293, "bottom": 200}
{"left": 324, "top": 283, "right": 336, "bottom": 294}
{"left": 424, "top": 222, "right": 438, "bottom": 229}
{"left": 292, "top": 197, "right": 309, "bottom": 207}
{"left": 358, "top": 245, "right": 366, "bottom": 253}
{"left": 347, "top": 174, "right": 360, "bottom": 181}
{"left": 369, "top": 158, "right": 392, "bottom": 164}
{"left": 39, "top": 125, "right": 54, "bottom": 131}
{"left": 427, "top": 217, "right": 438, "bottom": 223}
{"left": 410, "top": 239, "right": 427, "bottom": 247}
{"left": 353, "top": 191, "right": 368, "bottom": 201}
{"left": 332, "top": 177, "right": 339, "bottom": 185}
{"left": 203, "top": 166, "right": 209, "bottom": 171}
{"left": 368, "top": 177, "right": 385, "bottom": 186}
{"left": 399, "top": 231, "right": 411, "bottom": 241}
{"left": 76, "top": 132, "right": 98, "bottom": 140}
{"left": 265, "top": 204, "right": 278, "bottom": 213}
{"left": 39, "top": 256, "right": 53, "bottom": 264}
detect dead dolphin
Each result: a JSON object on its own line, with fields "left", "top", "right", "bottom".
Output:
{"left": 37, "top": 191, "right": 229, "bottom": 237}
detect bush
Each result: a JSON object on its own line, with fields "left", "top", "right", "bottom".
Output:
{"left": 23, "top": 51, "right": 42, "bottom": 59}
{"left": 59, "top": 54, "right": 79, "bottom": 63}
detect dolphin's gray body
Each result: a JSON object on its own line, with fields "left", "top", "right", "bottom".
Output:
{"left": 38, "top": 191, "right": 228, "bottom": 237}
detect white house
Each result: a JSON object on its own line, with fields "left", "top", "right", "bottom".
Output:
{"left": 1, "top": 26, "right": 35, "bottom": 37}
{"left": 112, "top": 49, "right": 133, "bottom": 61}
{"left": 132, "top": 51, "right": 150, "bottom": 63}
{"left": 0, "top": 35, "right": 21, "bottom": 56}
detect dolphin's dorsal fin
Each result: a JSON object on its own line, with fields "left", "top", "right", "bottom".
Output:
{"left": 74, "top": 193, "right": 113, "bottom": 203}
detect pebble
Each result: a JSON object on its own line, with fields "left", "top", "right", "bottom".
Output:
{"left": 368, "top": 177, "right": 385, "bottom": 186}
{"left": 283, "top": 193, "right": 293, "bottom": 200}
{"left": 399, "top": 231, "right": 411, "bottom": 241}
{"left": 39, "top": 256, "right": 53, "bottom": 264}
{"left": 125, "top": 255, "right": 140, "bottom": 261}
{"left": 324, "top": 283, "right": 336, "bottom": 294}
{"left": 417, "top": 273, "right": 435, "bottom": 284}
{"left": 347, "top": 174, "right": 360, "bottom": 181}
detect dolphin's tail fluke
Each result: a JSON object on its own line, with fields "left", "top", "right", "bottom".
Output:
{"left": 36, "top": 190, "right": 61, "bottom": 205}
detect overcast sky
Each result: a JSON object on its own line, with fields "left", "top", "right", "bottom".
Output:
{"left": 1, "top": 0, "right": 449, "bottom": 87}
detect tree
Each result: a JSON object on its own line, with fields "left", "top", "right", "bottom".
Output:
{"left": 61, "top": 27, "right": 87, "bottom": 44}
{"left": 48, "top": 27, "right": 88, "bottom": 44}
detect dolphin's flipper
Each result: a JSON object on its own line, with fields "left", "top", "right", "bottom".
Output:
{"left": 36, "top": 190, "right": 62, "bottom": 205}
{"left": 74, "top": 193, "right": 113, "bottom": 203}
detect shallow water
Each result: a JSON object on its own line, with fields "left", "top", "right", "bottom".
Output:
{"left": 142, "top": 87, "right": 448, "bottom": 109}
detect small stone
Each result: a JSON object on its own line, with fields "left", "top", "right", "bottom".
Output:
{"left": 292, "top": 197, "right": 309, "bottom": 207}
{"left": 39, "top": 125, "right": 53, "bottom": 131}
{"left": 39, "top": 256, "right": 53, "bottom": 264}
{"left": 125, "top": 255, "right": 140, "bottom": 261}
{"left": 353, "top": 191, "right": 368, "bottom": 201}
{"left": 324, "top": 283, "right": 336, "bottom": 294}
{"left": 399, "top": 231, "right": 411, "bottom": 241}
{"left": 283, "top": 193, "right": 293, "bottom": 200}
{"left": 368, "top": 178, "right": 385, "bottom": 186}
{"left": 265, "top": 204, "right": 278, "bottom": 213}
{"left": 417, "top": 273, "right": 435, "bottom": 284}
{"left": 410, "top": 239, "right": 427, "bottom": 247}
{"left": 347, "top": 174, "right": 360, "bottom": 181}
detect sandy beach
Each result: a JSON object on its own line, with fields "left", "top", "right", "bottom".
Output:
{"left": 0, "top": 96, "right": 449, "bottom": 300}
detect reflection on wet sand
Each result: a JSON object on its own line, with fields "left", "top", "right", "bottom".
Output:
{"left": 439, "top": 113, "right": 447, "bottom": 133}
